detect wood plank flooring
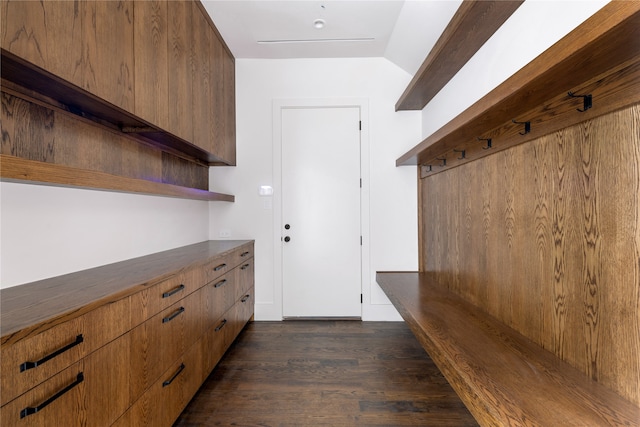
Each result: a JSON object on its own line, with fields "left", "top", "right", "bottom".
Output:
{"left": 174, "top": 321, "right": 478, "bottom": 426}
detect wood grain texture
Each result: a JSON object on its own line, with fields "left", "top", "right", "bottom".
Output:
{"left": 167, "top": 0, "right": 194, "bottom": 143}
{"left": 82, "top": 1, "right": 134, "bottom": 111}
{"left": 399, "top": 2, "right": 640, "bottom": 166}
{"left": 377, "top": 272, "right": 640, "bottom": 426}
{"left": 1, "top": 90, "right": 214, "bottom": 193}
{"left": 420, "top": 103, "right": 640, "bottom": 405}
{"left": 1, "top": 0, "right": 83, "bottom": 88}
{"left": 175, "top": 321, "right": 478, "bottom": 427}
{"left": 0, "top": 240, "right": 253, "bottom": 344}
{"left": 0, "top": 153, "right": 229, "bottom": 202}
{"left": 416, "top": 54, "right": 640, "bottom": 177}
{"left": 133, "top": 0, "right": 169, "bottom": 129}
{"left": 395, "top": 1, "right": 523, "bottom": 111}
{"left": 191, "top": 2, "right": 212, "bottom": 154}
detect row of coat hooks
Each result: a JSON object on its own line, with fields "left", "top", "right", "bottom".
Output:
{"left": 419, "top": 91, "right": 594, "bottom": 178}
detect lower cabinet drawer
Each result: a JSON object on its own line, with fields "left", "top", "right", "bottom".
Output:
{"left": 1, "top": 297, "right": 131, "bottom": 406}
{"left": 0, "top": 332, "right": 130, "bottom": 426}
{"left": 235, "top": 258, "right": 254, "bottom": 303}
{"left": 129, "top": 287, "right": 205, "bottom": 402}
{"left": 113, "top": 338, "right": 203, "bottom": 427}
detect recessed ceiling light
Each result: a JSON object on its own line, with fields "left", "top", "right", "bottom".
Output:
{"left": 313, "top": 19, "right": 325, "bottom": 29}
{"left": 257, "top": 38, "right": 375, "bottom": 44}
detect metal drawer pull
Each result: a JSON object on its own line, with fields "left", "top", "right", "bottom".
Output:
{"left": 162, "top": 284, "right": 185, "bottom": 298}
{"left": 241, "top": 294, "right": 251, "bottom": 303}
{"left": 20, "top": 372, "right": 84, "bottom": 418}
{"left": 240, "top": 251, "right": 250, "bottom": 257}
{"left": 240, "top": 263, "right": 251, "bottom": 270}
{"left": 215, "top": 319, "right": 227, "bottom": 332}
{"left": 162, "top": 307, "right": 185, "bottom": 323}
{"left": 213, "top": 263, "right": 227, "bottom": 271}
{"left": 20, "top": 335, "right": 84, "bottom": 372}
{"left": 162, "top": 363, "right": 185, "bottom": 387}
{"left": 214, "top": 279, "right": 227, "bottom": 288}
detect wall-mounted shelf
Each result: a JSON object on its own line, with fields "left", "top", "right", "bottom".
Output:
{"left": 398, "top": 2, "right": 640, "bottom": 171}
{"left": 1, "top": 49, "right": 226, "bottom": 166}
{"left": 395, "top": 1, "right": 523, "bottom": 111}
{"left": 0, "top": 155, "right": 235, "bottom": 202}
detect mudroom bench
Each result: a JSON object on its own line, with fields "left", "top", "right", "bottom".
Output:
{"left": 377, "top": 272, "right": 640, "bottom": 426}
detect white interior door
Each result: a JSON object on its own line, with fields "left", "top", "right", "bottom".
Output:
{"left": 281, "top": 106, "right": 362, "bottom": 318}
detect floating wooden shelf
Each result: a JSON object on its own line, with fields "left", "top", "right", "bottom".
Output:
{"left": 398, "top": 2, "right": 640, "bottom": 169}
{"left": 1, "top": 49, "right": 227, "bottom": 166}
{"left": 0, "top": 155, "right": 235, "bottom": 202}
{"left": 395, "top": 1, "right": 523, "bottom": 111}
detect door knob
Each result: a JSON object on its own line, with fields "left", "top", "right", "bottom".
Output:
{"left": 284, "top": 236, "right": 291, "bottom": 242}
{"left": 284, "top": 224, "right": 291, "bottom": 230}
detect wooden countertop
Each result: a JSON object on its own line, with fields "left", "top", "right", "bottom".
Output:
{"left": 1, "top": 240, "right": 253, "bottom": 344}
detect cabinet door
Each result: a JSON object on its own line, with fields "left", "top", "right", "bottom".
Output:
{"left": 133, "top": 0, "right": 169, "bottom": 129}
{"left": 1, "top": 1, "right": 83, "bottom": 87}
{"left": 191, "top": 2, "right": 212, "bottom": 153}
{"left": 167, "top": 0, "right": 193, "bottom": 143}
{"left": 209, "top": 33, "right": 236, "bottom": 165}
{"left": 82, "top": 1, "right": 134, "bottom": 111}
{"left": 221, "top": 45, "right": 237, "bottom": 164}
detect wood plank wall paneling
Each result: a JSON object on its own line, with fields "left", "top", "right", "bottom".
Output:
{"left": 420, "top": 103, "right": 640, "bottom": 405}
{"left": 1, "top": 91, "right": 209, "bottom": 190}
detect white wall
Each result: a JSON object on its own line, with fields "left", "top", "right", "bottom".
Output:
{"left": 421, "top": 0, "right": 610, "bottom": 139}
{"left": 209, "top": 57, "right": 421, "bottom": 321}
{"left": 0, "top": 182, "right": 209, "bottom": 288}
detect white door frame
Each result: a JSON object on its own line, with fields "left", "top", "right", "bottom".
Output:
{"left": 273, "top": 98, "right": 370, "bottom": 320}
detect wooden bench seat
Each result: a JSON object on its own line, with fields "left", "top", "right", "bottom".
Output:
{"left": 377, "top": 272, "right": 640, "bottom": 426}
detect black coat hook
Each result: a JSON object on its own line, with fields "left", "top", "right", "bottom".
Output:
{"left": 420, "top": 164, "right": 432, "bottom": 179}
{"left": 568, "top": 91, "right": 592, "bottom": 112}
{"left": 436, "top": 157, "right": 447, "bottom": 167}
{"left": 477, "top": 137, "right": 492, "bottom": 149}
{"left": 453, "top": 149, "right": 466, "bottom": 160}
{"left": 512, "top": 119, "right": 531, "bottom": 135}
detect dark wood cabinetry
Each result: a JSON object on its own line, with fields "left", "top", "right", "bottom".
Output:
{"left": 0, "top": 241, "right": 254, "bottom": 426}
{"left": 1, "top": 0, "right": 237, "bottom": 199}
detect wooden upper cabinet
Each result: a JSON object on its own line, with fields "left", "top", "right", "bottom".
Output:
{"left": 191, "top": 3, "right": 213, "bottom": 154}
{"left": 2, "top": 0, "right": 236, "bottom": 166}
{"left": 134, "top": 0, "right": 169, "bottom": 130}
{"left": 221, "top": 45, "right": 237, "bottom": 165}
{"left": 82, "top": 1, "right": 135, "bottom": 111}
{"left": 1, "top": 1, "right": 83, "bottom": 87}
{"left": 167, "top": 0, "right": 194, "bottom": 144}
{"left": 209, "top": 30, "right": 237, "bottom": 165}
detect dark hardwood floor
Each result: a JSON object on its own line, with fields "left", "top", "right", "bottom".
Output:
{"left": 174, "top": 321, "right": 478, "bottom": 426}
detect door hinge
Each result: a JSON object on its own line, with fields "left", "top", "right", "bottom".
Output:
{"left": 360, "top": 236, "right": 363, "bottom": 245}
{"left": 360, "top": 178, "right": 362, "bottom": 188}
{"left": 361, "top": 294, "right": 363, "bottom": 304}
{"left": 359, "top": 121, "right": 362, "bottom": 131}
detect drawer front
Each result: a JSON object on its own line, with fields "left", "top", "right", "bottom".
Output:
{"left": 129, "top": 288, "right": 205, "bottom": 401}
{"left": 0, "top": 333, "right": 130, "bottom": 427}
{"left": 114, "top": 339, "right": 203, "bottom": 427}
{"left": 130, "top": 267, "right": 205, "bottom": 327}
{"left": 1, "top": 297, "right": 130, "bottom": 406}
{"left": 207, "top": 272, "right": 240, "bottom": 325}
{"left": 235, "top": 257, "right": 255, "bottom": 302}
{"left": 230, "top": 244, "right": 254, "bottom": 269}
{"left": 204, "top": 253, "right": 233, "bottom": 284}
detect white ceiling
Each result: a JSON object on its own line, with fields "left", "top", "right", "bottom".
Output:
{"left": 201, "top": 0, "right": 462, "bottom": 75}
